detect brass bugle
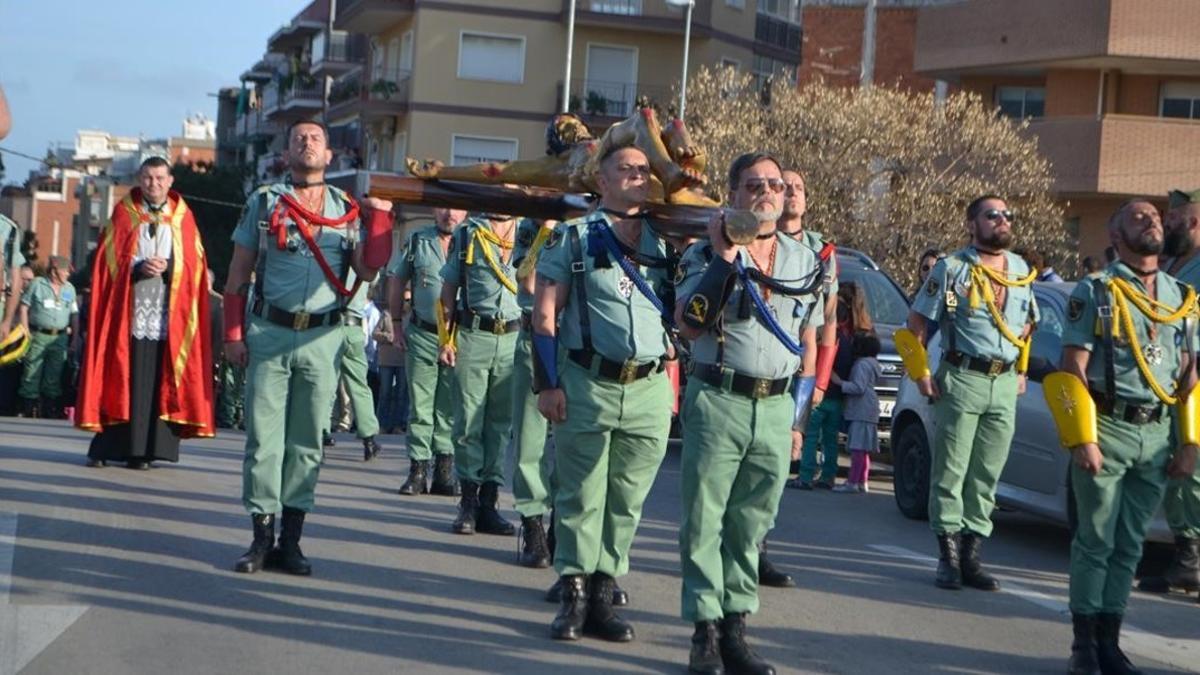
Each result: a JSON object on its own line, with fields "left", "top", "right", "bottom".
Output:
{"left": 369, "top": 175, "right": 757, "bottom": 242}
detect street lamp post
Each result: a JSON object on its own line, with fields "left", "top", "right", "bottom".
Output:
{"left": 666, "top": 0, "right": 695, "bottom": 120}
{"left": 562, "top": 0, "right": 577, "bottom": 113}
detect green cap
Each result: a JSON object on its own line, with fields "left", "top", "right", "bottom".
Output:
{"left": 1168, "top": 188, "right": 1200, "bottom": 209}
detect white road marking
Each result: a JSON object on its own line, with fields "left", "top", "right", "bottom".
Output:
{"left": 0, "top": 512, "right": 89, "bottom": 675}
{"left": 869, "top": 544, "right": 1200, "bottom": 674}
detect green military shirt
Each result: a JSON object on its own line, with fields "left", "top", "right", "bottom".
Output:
{"left": 441, "top": 216, "right": 521, "bottom": 321}
{"left": 231, "top": 183, "right": 362, "bottom": 316}
{"left": 536, "top": 213, "right": 670, "bottom": 363}
{"left": 511, "top": 218, "right": 540, "bottom": 313}
{"left": 388, "top": 224, "right": 451, "bottom": 325}
{"left": 677, "top": 234, "right": 824, "bottom": 380}
{"left": 1064, "top": 261, "right": 1194, "bottom": 406}
{"left": 1170, "top": 254, "right": 1200, "bottom": 291}
{"left": 912, "top": 246, "right": 1039, "bottom": 363}
{"left": 0, "top": 214, "right": 26, "bottom": 316}
{"left": 798, "top": 229, "right": 838, "bottom": 297}
{"left": 21, "top": 276, "right": 77, "bottom": 330}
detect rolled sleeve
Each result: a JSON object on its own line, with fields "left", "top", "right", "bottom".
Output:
{"left": 910, "top": 259, "right": 948, "bottom": 322}
{"left": 1062, "top": 282, "right": 1096, "bottom": 351}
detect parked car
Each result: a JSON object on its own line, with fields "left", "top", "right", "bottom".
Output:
{"left": 888, "top": 282, "right": 1171, "bottom": 541}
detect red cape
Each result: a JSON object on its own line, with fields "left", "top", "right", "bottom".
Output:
{"left": 76, "top": 188, "right": 215, "bottom": 438}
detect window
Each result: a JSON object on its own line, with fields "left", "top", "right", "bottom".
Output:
{"left": 727, "top": 0, "right": 745, "bottom": 8}
{"left": 451, "top": 135, "right": 518, "bottom": 166}
{"left": 996, "top": 86, "right": 1045, "bottom": 119}
{"left": 585, "top": 44, "right": 638, "bottom": 117}
{"left": 370, "top": 38, "right": 384, "bottom": 80}
{"left": 458, "top": 32, "right": 525, "bottom": 83}
{"left": 399, "top": 30, "right": 414, "bottom": 72}
{"left": 387, "top": 36, "right": 401, "bottom": 74}
{"left": 757, "top": 0, "right": 799, "bottom": 23}
{"left": 1161, "top": 82, "right": 1200, "bottom": 120}
{"left": 589, "top": 0, "right": 641, "bottom": 14}
{"left": 752, "top": 54, "right": 796, "bottom": 91}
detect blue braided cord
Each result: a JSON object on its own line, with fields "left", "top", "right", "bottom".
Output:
{"left": 595, "top": 223, "right": 674, "bottom": 325}
{"left": 736, "top": 258, "right": 805, "bottom": 355}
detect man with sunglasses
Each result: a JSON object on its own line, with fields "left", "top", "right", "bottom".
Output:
{"left": 533, "top": 142, "right": 675, "bottom": 644}
{"left": 899, "top": 195, "right": 1038, "bottom": 592}
{"left": 1051, "top": 199, "right": 1197, "bottom": 673}
{"left": 1138, "top": 187, "right": 1200, "bottom": 602}
{"left": 675, "top": 153, "right": 823, "bottom": 675}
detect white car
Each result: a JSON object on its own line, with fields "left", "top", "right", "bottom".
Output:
{"left": 888, "top": 282, "right": 1171, "bottom": 542}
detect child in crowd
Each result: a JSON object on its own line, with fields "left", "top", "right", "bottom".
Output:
{"left": 831, "top": 332, "right": 882, "bottom": 494}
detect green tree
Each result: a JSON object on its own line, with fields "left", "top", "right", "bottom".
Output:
{"left": 682, "top": 69, "right": 1072, "bottom": 290}
{"left": 170, "top": 161, "right": 248, "bottom": 288}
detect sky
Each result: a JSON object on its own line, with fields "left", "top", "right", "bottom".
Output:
{"left": 0, "top": 0, "right": 305, "bottom": 183}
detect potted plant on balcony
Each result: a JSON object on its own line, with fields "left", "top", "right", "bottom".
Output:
{"left": 585, "top": 90, "right": 609, "bottom": 116}
{"left": 370, "top": 79, "right": 400, "bottom": 100}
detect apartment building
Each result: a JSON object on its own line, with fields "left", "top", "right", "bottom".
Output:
{"left": 914, "top": 0, "right": 1200, "bottom": 257}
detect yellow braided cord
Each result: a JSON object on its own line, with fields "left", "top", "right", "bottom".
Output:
{"left": 1107, "top": 279, "right": 1198, "bottom": 405}
{"left": 516, "top": 224, "right": 553, "bottom": 282}
{"left": 976, "top": 263, "right": 1038, "bottom": 288}
{"left": 435, "top": 299, "right": 457, "bottom": 350}
{"left": 467, "top": 228, "right": 517, "bottom": 294}
{"left": 968, "top": 266, "right": 1028, "bottom": 351}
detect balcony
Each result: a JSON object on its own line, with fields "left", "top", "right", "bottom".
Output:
{"left": 916, "top": 0, "right": 1200, "bottom": 79}
{"left": 326, "top": 68, "right": 412, "bottom": 122}
{"left": 560, "top": 78, "right": 675, "bottom": 122}
{"left": 311, "top": 31, "right": 367, "bottom": 76}
{"left": 267, "top": 18, "right": 324, "bottom": 52}
{"left": 335, "top": 0, "right": 414, "bottom": 34}
{"left": 1028, "top": 114, "right": 1200, "bottom": 197}
{"left": 568, "top": 0, "right": 713, "bottom": 36}
{"left": 262, "top": 78, "right": 324, "bottom": 118}
{"left": 754, "top": 13, "right": 801, "bottom": 59}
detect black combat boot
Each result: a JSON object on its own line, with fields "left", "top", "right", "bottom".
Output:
{"left": 757, "top": 539, "right": 795, "bottom": 588}
{"left": 322, "top": 431, "right": 335, "bottom": 448}
{"left": 1095, "top": 613, "right": 1142, "bottom": 675}
{"left": 935, "top": 532, "right": 963, "bottom": 590}
{"left": 475, "top": 482, "right": 516, "bottom": 536}
{"left": 519, "top": 515, "right": 551, "bottom": 568}
{"left": 1163, "top": 536, "right": 1200, "bottom": 591}
{"left": 718, "top": 613, "right": 775, "bottom": 675}
{"left": 430, "top": 454, "right": 460, "bottom": 496}
{"left": 275, "top": 507, "right": 312, "bottom": 575}
{"left": 1068, "top": 613, "right": 1101, "bottom": 675}
{"left": 234, "top": 513, "right": 275, "bottom": 574}
{"left": 959, "top": 531, "right": 1000, "bottom": 591}
{"left": 453, "top": 481, "right": 479, "bottom": 534}
{"left": 545, "top": 575, "right": 628, "bottom": 607}
{"left": 689, "top": 620, "right": 725, "bottom": 674}
{"left": 584, "top": 572, "right": 634, "bottom": 642}
{"left": 398, "top": 459, "right": 429, "bottom": 496}
{"left": 550, "top": 575, "right": 588, "bottom": 640}
{"left": 18, "top": 398, "right": 36, "bottom": 418}
{"left": 362, "top": 436, "right": 382, "bottom": 461}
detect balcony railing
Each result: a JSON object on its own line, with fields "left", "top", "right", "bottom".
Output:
{"left": 327, "top": 68, "right": 413, "bottom": 119}
{"left": 755, "top": 13, "right": 801, "bottom": 53}
{"left": 562, "top": 78, "right": 674, "bottom": 119}
{"left": 589, "top": 0, "right": 642, "bottom": 14}
{"left": 313, "top": 31, "right": 367, "bottom": 70}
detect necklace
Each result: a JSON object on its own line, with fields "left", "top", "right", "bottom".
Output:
{"left": 746, "top": 239, "right": 778, "bottom": 300}
{"left": 296, "top": 186, "right": 325, "bottom": 215}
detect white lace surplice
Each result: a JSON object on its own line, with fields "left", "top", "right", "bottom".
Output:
{"left": 131, "top": 216, "right": 174, "bottom": 340}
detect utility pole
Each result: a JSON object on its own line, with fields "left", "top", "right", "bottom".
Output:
{"left": 860, "top": 0, "right": 877, "bottom": 88}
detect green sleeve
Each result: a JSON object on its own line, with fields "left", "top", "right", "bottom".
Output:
{"left": 388, "top": 232, "right": 416, "bottom": 282}
{"left": 231, "top": 192, "right": 265, "bottom": 250}
{"left": 534, "top": 226, "right": 572, "bottom": 285}
{"left": 1062, "top": 281, "right": 1097, "bottom": 351}
{"left": 911, "top": 258, "right": 949, "bottom": 322}
{"left": 673, "top": 242, "right": 708, "bottom": 303}
{"left": 19, "top": 278, "right": 37, "bottom": 306}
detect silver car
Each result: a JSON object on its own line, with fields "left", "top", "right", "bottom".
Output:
{"left": 888, "top": 282, "right": 1171, "bottom": 542}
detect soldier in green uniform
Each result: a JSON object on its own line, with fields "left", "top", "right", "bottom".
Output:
{"left": 439, "top": 213, "right": 521, "bottom": 536}
{"left": 0, "top": 212, "right": 26, "bottom": 340}
{"left": 675, "top": 154, "right": 824, "bottom": 675}
{"left": 332, "top": 277, "right": 383, "bottom": 461}
{"left": 387, "top": 207, "right": 462, "bottom": 497}
{"left": 224, "top": 120, "right": 393, "bottom": 576}
{"left": 533, "top": 143, "right": 674, "bottom": 643}
{"left": 1140, "top": 187, "right": 1200, "bottom": 600}
{"left": 1051, "top": 198, "right": 1198, "bottom": 674}
{"left": 901, "top": 195, "right": 1038, "bottom": 591}
{"left": 18, "top": 256, "right": 78, "bottom": 418}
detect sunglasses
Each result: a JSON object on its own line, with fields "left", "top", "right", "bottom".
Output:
{"left": 983, "top": 209, "right": 1015, "bottom": 223}
{"left": 921, "top": 263, "right": 934, "bottom": 273}
{"left": 742, "top": 178, "right": 787, "bottom": 195}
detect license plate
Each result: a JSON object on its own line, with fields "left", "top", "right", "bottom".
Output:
{"left": 879, "top": 400, "right": 895, "bottom": 417}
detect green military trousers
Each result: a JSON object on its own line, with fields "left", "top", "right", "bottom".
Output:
{"left": 19, "top": 331, "right": 67, "bottom": 400}
{"left": 1070, "top": 413, "right": 1171, "bottom": 614}
{"left": 1164, "top": 467, "right": 1200, "bottom": 540}
{"left": 339, "top": 323, "right": 380, "bottom": 439}
{"left": 242, "top": 315, "right": 344, "bottom": 514}
{"left": 679, "top": 379, "right": 792, "bottom": 622}
{"left": 452, "top": 327, "right": 516, "bottom": 484}
{"left": 404, "top": 322, "right": 454, "bottom": 461}
{"left": 217, "top": 360, "right": 246, "bottom": 428}
{"left": 511, "top": 327, "right": 554, "bottom": 517}
{"left": 929, "top": 363, "right": 1018, "bottom": 537}
{"left": 553, "top": 359, "right": 672, "bottom": 578}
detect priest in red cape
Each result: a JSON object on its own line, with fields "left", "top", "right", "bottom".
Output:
{"left": 79, "top": 156, "right": 215, "bottom": 469}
